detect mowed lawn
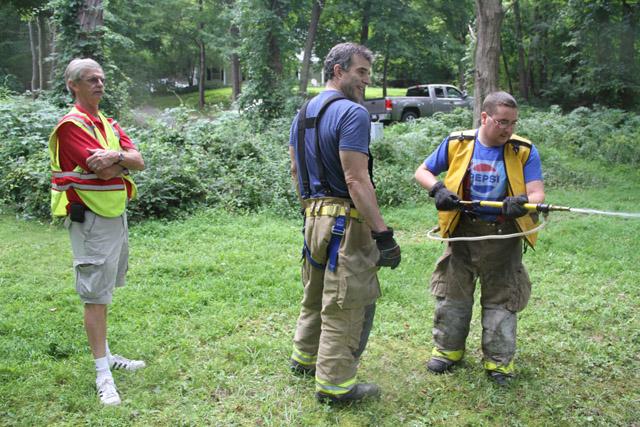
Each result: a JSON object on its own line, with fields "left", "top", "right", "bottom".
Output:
{"left": 1, "top": 185, "right": 639, "bottom": 425}
{"left": 144, "top": 86, "right": 406, "bottom": 110}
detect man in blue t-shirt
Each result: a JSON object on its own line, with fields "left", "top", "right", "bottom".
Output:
{"left": 288, "top": 43, "right": 401, "bottom": 404}
{"left": 415, "top": 91, "right": 545, "bottom": 386}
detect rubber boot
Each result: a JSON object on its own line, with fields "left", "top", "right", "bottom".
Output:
{"left": 316, "top": 383, "right": 380, "bottom": 404}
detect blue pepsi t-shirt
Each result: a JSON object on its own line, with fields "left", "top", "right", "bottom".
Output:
{"left": 289, "top": 90, "right": 371, "bottom": 199}
{"left": 424, "top": 131, "right": 543, "bottom": 221}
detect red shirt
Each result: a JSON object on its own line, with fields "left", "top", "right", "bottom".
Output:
{"left": 56, "top": 104, "right": 137, "bottom": 208}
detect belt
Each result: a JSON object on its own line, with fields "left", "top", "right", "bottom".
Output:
{"left": 304, "top": 204, "right": 361, "bottom": 220}
{"left": 461, "top": 211, "right": 504, "bottom": 226}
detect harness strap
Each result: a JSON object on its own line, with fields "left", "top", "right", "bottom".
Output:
{"left": 297, "top": 101, "right": 312, "bottom": 198}
{"left": 301, "top": 214, "right": 348, "bottom": 272}
{"left": 327, "top": 216, "right": 346, "bottom": 272}
{"left": 305, "top": 205, "right": 361, "bottom": 220}
{"left": 302, "top": 241, "right": 327, "bottom": 270}
{"left": 296, "top": 94, "right": 346, "bottom": 197}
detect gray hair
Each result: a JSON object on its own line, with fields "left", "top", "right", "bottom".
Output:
{"left": 323, "top": 43, "right": 373, "bottom": 81}
{"left": 482, "top": 91, "right": 518, "bottom": 115}
{"left": 64, "top": 58, "right": 103, "bottom": 97}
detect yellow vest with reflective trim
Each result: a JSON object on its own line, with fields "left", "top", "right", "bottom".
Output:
{"left": 49, "top": 106, "right": 137, "bottom": 218}
{"left": 437, "top": 129, "right": 539, "bottom": 247}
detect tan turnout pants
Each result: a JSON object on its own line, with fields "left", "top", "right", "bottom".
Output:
{"left": 430, "top": 215, "right": 532, "bottom": 372}
{"left": 292, "top": 198, "right": 380, "bottom": 395}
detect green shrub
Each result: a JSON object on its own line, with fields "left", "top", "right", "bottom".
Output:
{"left": 0, "top": 96, "right": 63, "bottom": 219}
{"left": 1, "top": 94, "right": 639, "bottom": 221}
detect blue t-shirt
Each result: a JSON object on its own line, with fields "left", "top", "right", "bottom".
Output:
{"left": 289, "top": 90, "right": 371, "bottom": 199}
{"left": 424, "top": 131, "right": 543, "bottom": 221}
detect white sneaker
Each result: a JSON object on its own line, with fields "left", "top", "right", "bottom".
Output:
{"left": 96, "top": 377, "right": 121, "bottom": 406}
{"left": 109, "top": 354, "right": 146, "bottom": 371}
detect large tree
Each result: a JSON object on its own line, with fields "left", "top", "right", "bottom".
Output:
{"left": 298, "top": 0, "right": 324, "bottom": 96}
{"left": 237, "top": 0, "right": 296, "bottom": 120}
{"left": 473, "top": 0, "right": 504, "bottom": 126}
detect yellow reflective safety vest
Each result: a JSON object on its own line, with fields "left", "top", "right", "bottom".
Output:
{"left": 437, "top": 129, "right": 539, "bottom": 248}
{"left": 49, "top": 106, "right": 137, "bottom": 218}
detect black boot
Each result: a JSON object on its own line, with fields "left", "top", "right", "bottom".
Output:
{"left": 426, "top": 357, "right": 456, "bottom": 374}
{"left": 290, "top": 359, "right": 315, "bottom": 376}
{"left": 316, "top": 383, "right": 380, "bottom": 404}
{"left": 487, "top": 370, "right": 512, "bottom": 386}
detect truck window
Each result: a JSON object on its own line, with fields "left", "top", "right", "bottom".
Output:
{"left": 447, "top": 87, "right": 463, "bottom": 98}
{"left": 434, "top": 87, "right": 445, "bottom": 98}
{"left": 407, "top": 88, "right": 420, "bottom": 96}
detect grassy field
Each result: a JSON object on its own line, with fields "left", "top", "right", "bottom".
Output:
{"left": 1, "top": 183, "right": 639, "bottom": 425}
{"left": 144, "top": 86, "right": 406, "bottom": 110}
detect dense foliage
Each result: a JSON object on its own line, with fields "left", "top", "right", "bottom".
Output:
{"left": 2, "top": 0, "right": 639, "bottom": 117}
{"left": 2, "top": 95, "right": 640, "bottom": 222}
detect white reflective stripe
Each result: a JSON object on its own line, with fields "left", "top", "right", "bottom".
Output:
{"left": 52, "top": 171, "right": 99, "bottom": 179}
{"left": 315, "top": 376, "right": 357, "bottom": 395}
{"left": 52, "top": 183, "right": 125, "bottom": 191}
{"left": 66, "top": 118, "right": 98, "bottom": 139}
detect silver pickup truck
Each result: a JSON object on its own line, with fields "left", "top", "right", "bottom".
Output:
{"left": 365, "top": 84, "right": 473, "bottom": 123}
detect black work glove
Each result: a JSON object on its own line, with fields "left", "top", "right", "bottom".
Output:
{"left": 429, "top": 181, "right": 460, "bottom": 211}
{"left": 371, "top": 228, "right": 401, "bottom": 269}
{"left": 502, "top": 194, "right": 529, "bottom": 218}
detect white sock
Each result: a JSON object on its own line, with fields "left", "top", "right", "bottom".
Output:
{"left": 105, "top": 341, "right": 112, "bottom": 359}
{"left": 95, "top": 356, "right": 112, "bottom": 382}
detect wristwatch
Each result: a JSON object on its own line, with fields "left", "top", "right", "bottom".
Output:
{"left": 116, "top": 152, "right": 125, "bottom": 164}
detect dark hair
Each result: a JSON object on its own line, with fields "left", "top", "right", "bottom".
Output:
{"left": 323, "top": 43, "right": 373, "bottom": 81}
{"left": 482, "top": 91, "right": 518, "bottom": 115}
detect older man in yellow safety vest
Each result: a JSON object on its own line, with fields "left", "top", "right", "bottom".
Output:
{"left": 49, "top": 58, "right": 146, "bottom": 406}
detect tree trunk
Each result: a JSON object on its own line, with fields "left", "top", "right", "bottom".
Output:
{"left": 513, "top": 0, "right": 528, "bottom": 100}
{"left": 620, "top": 0, "right": 639, "bottom": 108}
{"left": 198, "top": 0, "right": 205, "bottom": 109}
{"left": 198, "top": 42, "right": 206, "bottom": 108}
{"left": 48, "top": 18, "right": 57, "bottom": 84}
{"left": 28, "top": 20, "right": 38, "bottom": 93}
{"left": 78, "top": 0, "right": 103, "bottom": 32}
{"left": 268, "top": 0, "right": 285, "bottom": 78}
{"left": 299, "top": 0, "right": 324, "bottom": 96}
{"left": 501, "top": 42, "right": 513, "bottom": 95}
{"left": 360, "top": 0, "right": 371, "bottom": 45}
{"left": 230, "top": 24, "right": 242, "bottom": 101}
{"left": 36, "top": 14, "right": 45, "bottom": 90}
{"left": 382, "top": 38, "right": 390, "bottom": 97}
{"left": 231, "top": 54, "right": 241, "bottom": 100}
{"left": 473, "top": 0, "right": 504, "bottom": 126}
{"left": 77, "top": 0, "right": 104, "bottom": 58}
{"left": 458, "top": 62, "right": 466, "bottom": 91}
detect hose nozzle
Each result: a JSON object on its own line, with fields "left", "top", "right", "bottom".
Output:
{"left": 458, "top": 200, "right": 571, "bottom": 213}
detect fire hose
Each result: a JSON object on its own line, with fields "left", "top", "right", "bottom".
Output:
{"left": 426, "top": 200, "right": 640, "bottom": 243}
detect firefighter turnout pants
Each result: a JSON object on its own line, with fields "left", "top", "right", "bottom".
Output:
{"left": 430, "top": 215, "right": 532, "bottom": 374}
{"left": 292, "top": 198, "right": 381, "bottom": 397}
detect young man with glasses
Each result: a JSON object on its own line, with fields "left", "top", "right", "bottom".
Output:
{"left": 414, "top": 91, "right": 545, "bottom": 386}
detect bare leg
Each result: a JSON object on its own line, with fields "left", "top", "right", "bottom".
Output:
{"left": 84, "top": 303, "right": 107, "bottom": 358}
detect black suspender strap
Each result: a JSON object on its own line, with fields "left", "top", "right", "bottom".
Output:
{"left": 296, "top": 94, "right": 346, "bottom": 198}
{"left": 296, "top": 100, "right": 312, "bottom": 198}
{"left": 313, "top": 94, "right": 345, "bottom": 195}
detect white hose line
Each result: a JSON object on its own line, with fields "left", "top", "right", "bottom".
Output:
{"left": 426, "top": 215, "right": 548, "bottom": 243}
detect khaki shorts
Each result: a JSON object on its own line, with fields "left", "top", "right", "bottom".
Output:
{"left": 65, "top": 211, "right": 129, "bottom": 304}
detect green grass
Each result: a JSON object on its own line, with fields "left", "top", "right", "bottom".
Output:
{"left": 144, "top": 87, "right": 234, "bottom": 110}
{"left": 143, "top": 86, "right": 406, "bottom": 110}
{"left": 1, "top": 183, "right": 639, "bottom": 425}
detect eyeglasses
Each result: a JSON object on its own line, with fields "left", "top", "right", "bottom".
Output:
{"left": 81, "top": 76, "right": 106, "bottom": 85}
{"left": 488, "top": 115, "right": 517, "bottom": 129}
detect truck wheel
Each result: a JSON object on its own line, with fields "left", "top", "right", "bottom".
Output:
{"left": 401, "top": 110, "right": 419, "bottom": 122}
